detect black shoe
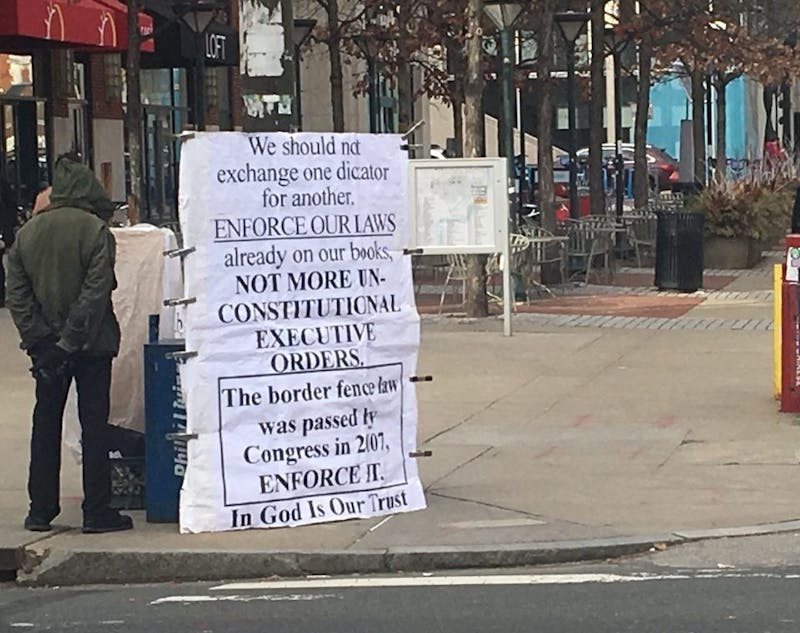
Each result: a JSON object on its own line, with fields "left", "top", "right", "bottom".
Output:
{"left": 24, "top": 514, "right": 53, "bottom": 532}
{"left": 82, "top": 510, "right": 133, "bottom": 534}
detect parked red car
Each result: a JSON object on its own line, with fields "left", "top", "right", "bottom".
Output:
{"left": 576, "top": 143, "right": 680, "bottom": 191}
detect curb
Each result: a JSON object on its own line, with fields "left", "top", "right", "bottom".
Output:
{"left": 12, "top": 519, "right": 800, "bottom": 587}
{"left": 16, "top": 535, "right": 678, "bottom": 587}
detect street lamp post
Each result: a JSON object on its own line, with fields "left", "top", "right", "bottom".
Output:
{"left": 354, "top": 34, "right": 379, "bottom": 132}
{"left": 292, "top": 19, "right": 316, "bottom": 131}
{"left": 605, "top": 27, "right": 627, "bottom": 223}
{"left": 355, "top": 6, "right": 393, "bottom": 133}
{"left": 484, "top": 1, "right": 522, "bottom": 336}
{"left": 555, "top": 11, "right": 590, "bottom": 220}
{"left": 175, "top": 0, "right": 227, "bottom": 132}
{"left": 484, "top": 1, "right": 523, "bottom": 226}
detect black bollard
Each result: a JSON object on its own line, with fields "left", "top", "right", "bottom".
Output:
{"left": 792, "top": 186, "right": 800, "bottom": 234}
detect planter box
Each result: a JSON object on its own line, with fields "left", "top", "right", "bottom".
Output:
{"left": 703, "top": 236, "right": 765, "bottom": 269}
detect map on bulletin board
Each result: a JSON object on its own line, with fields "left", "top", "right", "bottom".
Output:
{"left": 408, "top": 158, "right": 507, "bottom": 255}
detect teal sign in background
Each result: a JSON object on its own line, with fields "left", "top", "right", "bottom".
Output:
{"left": 647, "top": 75, "right": 746, "bottom": 160}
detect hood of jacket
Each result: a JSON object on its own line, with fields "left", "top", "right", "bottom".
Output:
{"left": 48, "top": 156, "right": 115, "bottom": 220}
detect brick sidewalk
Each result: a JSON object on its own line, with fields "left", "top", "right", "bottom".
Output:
{"left": 416, "top": 257, "right": 777, "bottom": 323}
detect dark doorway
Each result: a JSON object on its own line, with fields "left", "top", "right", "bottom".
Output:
{"left": 0, "top": 98, "right": 49, "bottom": 209}
{"left": 142, "top": 104, "right": 185, "bottom": 224}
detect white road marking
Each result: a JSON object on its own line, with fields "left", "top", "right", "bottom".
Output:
{"left": 210, "top": 572, "right": 800, "bottom": 592}
{"left": 368, "top": 516, "right": 393, "bottom": 532}
{"left": 444, "top": 518, "right": 547, "bottom": 529}
{"left": 150, "top": 593, "right": 335, "bottom": 605}
{"left": 100, "top": 621, "right": 126, "bottom": 625}
{"left": 10, "top": 625, "right": 35, "bottom": 629}
{"left": 212, "top": 574, "right": 683, "bottom": 591}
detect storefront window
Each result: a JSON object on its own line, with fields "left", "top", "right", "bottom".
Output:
{"left": 141, "top": 68, "right": 186, "bottom": 107}
{"left": 0, "top": 54, "right": 33, "bottom": 96}
{"left": 3, "top": 104, "right": 13, "bottom": 180}
{"left": 137, "top": 69, "right": 187, "bottom": 224}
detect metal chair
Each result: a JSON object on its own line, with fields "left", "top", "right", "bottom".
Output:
{"left": 522, "top": 226, "right": 567, "bottom": 298}
{"left": 485, "top": 234, "right": 532, "bottom": 307}
{"left": 563, "top": 217, "right": 617, "bottom": 284}
{"left": 625, "top": 212, "right": 658, "bottom": 267}
{"left": 438, "top": 253, "right": 469, "bottom": 314}
{"left": 413, "top": 254, "right": 449, "bottom": 295}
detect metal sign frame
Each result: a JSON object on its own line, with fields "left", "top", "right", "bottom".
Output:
{"left": 407, "top": 157, "right": 513, "bottom": 336}
{"left": 408, "top": 158, "right": 508, "bottom": 255}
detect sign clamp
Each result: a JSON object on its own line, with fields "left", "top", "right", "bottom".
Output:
{"left": 165, "top": 350, "right": 198, "bottom": 362}
{"left": 163, "top": 297, "right": 197, "bottom": 307}
{"left": 166, "top": 432, "right": 198, "bottom": 442}
{"left": 164, "top": 246, "right": 196, "bottom": 258}
{"left": 410, "top": 370, "right": 434, "bottom": 458}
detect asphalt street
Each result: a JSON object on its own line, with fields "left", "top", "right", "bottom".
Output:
{"left": 3, "top": 564, "right": 800, "bottom": 632}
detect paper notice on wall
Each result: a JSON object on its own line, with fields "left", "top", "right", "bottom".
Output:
{"left": 177, "top": 132, "right": 425, "bottom": 533}
{"left": 787, "top": 247, "right": 800, "bottom": 282}
{"left": 240, "top": 0, "right": 285, "bottom": 77}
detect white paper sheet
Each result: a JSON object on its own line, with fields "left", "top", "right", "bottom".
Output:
{"left": 65, "top": 225, "right": 182, "bottom": 462}
{"left": 177, "top": 132, "right": 425, "bottom": 533}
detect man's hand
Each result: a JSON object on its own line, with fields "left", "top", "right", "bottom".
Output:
{"left": 30, "top": 340, "right": 71, "bottom": 382}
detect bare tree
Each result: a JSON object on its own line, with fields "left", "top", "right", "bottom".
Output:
{"left": 588, "top": 0, "right": 606, "bottom": 216}
{"left": 536, "top": 0, "right": 556, "bottom": 233}
{"left": 126, "top": 0, "right": 142, "bottom": 223}
{"left": 303, "top": 0, "right": 366, "bottom": 132}
{"left": 463, "top": 0, "right": 488, "bottom": 317}
{"left": 319, "top": 0, "right": 346, "bottom": 132}
{"left": 633, "top": 35, "right": 652, "bottom": 207}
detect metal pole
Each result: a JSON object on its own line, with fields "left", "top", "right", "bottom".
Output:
{"left": 515, "top": 31, "right": 525, "bottom": 214}
{"left": 567, "top": 41, "right": 579, "bottom": 219}
{"left": 367, "top": 57, "right": 378, "bottom": 132}
{"left": 195, "top": 29, "right": 206, "bottom": 131}
{"left": 501, "top": 27, "right": 514, "bottom": 336}
{"left": 501, "top": 29, "right": 514, "bottom": 225}
{"left": 614, "top": 48, "right": 624, "bottom": 221}
{"left": 295, "top": 45, "right": 303, "bottom": 130}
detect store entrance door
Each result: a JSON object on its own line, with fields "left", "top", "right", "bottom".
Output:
{"left": 0, "top": 98, "right": 49, "bottom": 210}
{"left": 143, "top": 105, "right": 184, "bottom": 225}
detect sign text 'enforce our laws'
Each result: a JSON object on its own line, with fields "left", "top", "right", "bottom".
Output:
{"left": 176, "top": 132, "right": 425, "bottom": 534}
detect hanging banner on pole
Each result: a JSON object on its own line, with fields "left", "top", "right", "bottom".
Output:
{"left": 177, "top": 132, "right": 425, "bottom": 533}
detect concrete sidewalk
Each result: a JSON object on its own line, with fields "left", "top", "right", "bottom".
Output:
{"left": 2, "top": 264, "right": 800, "bottom": 586}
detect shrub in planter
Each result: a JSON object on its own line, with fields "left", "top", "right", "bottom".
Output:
{"left": 685, "top": 159, "right": 798, "bottom": 267}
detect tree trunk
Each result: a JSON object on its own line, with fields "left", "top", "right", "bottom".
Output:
{"left": 463, "top": 0, "right": 488, "bottom": 318}
{"left": 397, "top": 62, "right": 413, "bottom": 135}
{"left": 447, "top": 41, "right": 466, "bottom": 158}
{"left": 326, "top": 1, "right": 345, "bottom": 132}
{"left": 633, "top": 37, "right": 652, "bottom": 209}
{"left": 588, "top": 0, "right": 605, "bottom": 216}
{"left": 537, "top": 0, "right": 559, "bottom": 284}
{"left": 537, "top": 0, "right": 555, "bottom": 233}
{"left": 126, "top": 0, "right": 142, "bottom": 224}
{"left": 690, "top": 67, "right": 706, "bottom": 186}
{"left": 715, "top": 72, "right": 727, "bottom": 182}
{"left": 453, "top": 97, "right": 464, "bottom": 158}
{"left": 396, "top": 2, "right": 413, "bottom": 135}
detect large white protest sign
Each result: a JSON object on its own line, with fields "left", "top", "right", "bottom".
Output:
{"left": 177, "top": 132, "right": 425, "bottom": 533}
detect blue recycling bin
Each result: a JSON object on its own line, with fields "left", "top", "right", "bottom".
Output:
{"left": 143, "top": 319, "right": 186, "bottom": 523}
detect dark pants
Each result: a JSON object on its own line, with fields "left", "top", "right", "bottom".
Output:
{"left": 0, "top": 251, "right": 6, "bottom": 306}
{"left": 29, "top": 354, "right": 113, "bottom": 520}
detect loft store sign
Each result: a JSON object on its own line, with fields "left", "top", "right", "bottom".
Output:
{"left": 178, "top": 21, "right": 238, "bottom": 67}
{"left": 206, "top": 32, "right": 228, "bottom": 62}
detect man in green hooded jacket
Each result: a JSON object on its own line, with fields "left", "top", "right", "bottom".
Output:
{"left": 6, "top": 154, "right": 133, "bottom": 534}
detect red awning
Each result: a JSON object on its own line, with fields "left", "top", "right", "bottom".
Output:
{"left": 0, "top": 0, "right": 154, "bottom": 52}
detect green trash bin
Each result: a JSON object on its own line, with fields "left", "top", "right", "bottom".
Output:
{"left": 655, "top": 211, "right": 704, "bottom": 292}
